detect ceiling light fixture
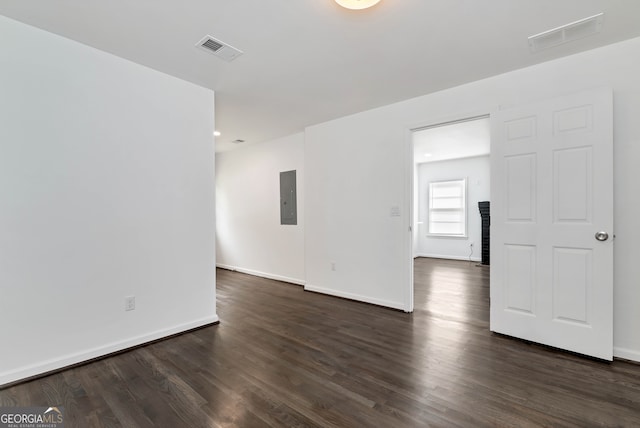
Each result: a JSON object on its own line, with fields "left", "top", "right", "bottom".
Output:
{"left": 335, "top": 0, "right": 381, "bottom": 10}
{"left": 214, "top": 131, "right": 221, "bottom": 137}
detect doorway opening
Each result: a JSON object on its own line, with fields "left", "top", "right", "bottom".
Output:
{"left": 408, "top": 115, "right": 491, "bottom": 313}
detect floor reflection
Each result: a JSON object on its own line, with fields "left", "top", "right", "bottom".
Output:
{"left": 410, "top": 257, "right": 491, "bottom": 398}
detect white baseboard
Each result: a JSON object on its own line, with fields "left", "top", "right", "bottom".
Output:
{"left": 0, "top": 315, "right": 219, "bottom": 387}
{"left": 416, "top": 253, "right": 482, "bottom": 262}
{"left": 614, "top": 346, "right": 640, "bottom": 363}
{"left": 304, "top": 284, "right": 406, "bottom": 311}
{"left": 216, "top": 263, "right": 305, "bottom": 286}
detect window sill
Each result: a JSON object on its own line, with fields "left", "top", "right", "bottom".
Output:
{"left": 426, "top": 234, "right": 469, "bottom": 239}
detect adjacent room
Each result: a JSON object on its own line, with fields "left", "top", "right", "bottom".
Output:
{"left": 412, "top": 117, "right": 491, "bottom": 322}
{"left": 412, "top": 117, "right": 491, "bottom": 263}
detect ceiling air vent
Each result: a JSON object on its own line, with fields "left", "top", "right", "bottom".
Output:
{"left": 195, "top": 35, "right": 243, "bottom": 62}
{"left": 528, "top": 13, "right": 604, "bottom": 52}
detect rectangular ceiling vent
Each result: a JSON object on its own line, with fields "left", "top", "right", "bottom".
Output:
{"left": 528, "top": 13, "right": 604, "bottom": 53}
{"left": 196, "top": 35, "right": 243, "bottom": 62}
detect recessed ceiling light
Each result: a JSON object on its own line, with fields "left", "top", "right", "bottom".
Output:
{"left": 214, "top": 131, "right": 221, "bottom": 137}
{"left": 424, "top": 153, "right": 433, "bottom": 157}
{"left": 335, "top": 0, "right": 381, "bottom": 10}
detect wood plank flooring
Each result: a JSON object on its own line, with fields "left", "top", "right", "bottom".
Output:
{"left": 2, "top": 257, "right": 640, "bottom": 427}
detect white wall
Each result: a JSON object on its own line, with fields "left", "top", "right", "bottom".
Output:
{"left": 216, "top": 134, "right": 305, "bottom": 285}
{"left": 0, "top": 16, "right": 217, "bottom": 386}
{"left": 416, "top": 156, "right": 490, "bottom": 261}
{"left": 305, "top": 36, "right": 640, "bottom": 361}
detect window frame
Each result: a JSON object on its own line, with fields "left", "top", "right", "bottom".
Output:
{"left": 427, "top": 178, "right": 468, "bottom": 238}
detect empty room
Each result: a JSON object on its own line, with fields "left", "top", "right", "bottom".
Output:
{"left": 2, "top": 1, "right": 640, "bottom": 427}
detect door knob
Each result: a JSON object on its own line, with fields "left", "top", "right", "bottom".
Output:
{"left": 595, "top": 231, "right": 609, "bottom": 241}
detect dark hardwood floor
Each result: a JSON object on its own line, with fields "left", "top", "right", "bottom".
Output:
{"left": 2, "top": 257, "right": 640, "bottom": 427}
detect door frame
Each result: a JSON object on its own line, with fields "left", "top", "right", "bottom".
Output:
{"left": 403, "top": 111, "right": 492, "bottom": 313}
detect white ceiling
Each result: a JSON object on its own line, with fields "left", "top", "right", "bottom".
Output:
{"left": 413, "top": 117, "right": 490, "bottom": 164}
{"left": 1, "top": 1, "right": 639, "bottom": 152}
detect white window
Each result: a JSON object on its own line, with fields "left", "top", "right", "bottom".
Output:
{"left": 428, "top": 178, "right": 467, "bottom": 237}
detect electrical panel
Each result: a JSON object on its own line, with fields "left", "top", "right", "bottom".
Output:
{"left": 280, "top": 170, "right": 297, "bottom": 225}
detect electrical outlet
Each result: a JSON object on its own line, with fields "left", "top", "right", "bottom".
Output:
{"left": 125, "top": 296, "right": 136, "bottom": 311}
{"left": 331, "top": 261, "right": 336, "bottom": 271}
{"left": 470, "top": 242, "right": 474, "bottom": 248}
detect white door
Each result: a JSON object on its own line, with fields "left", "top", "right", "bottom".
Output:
{"left": 490, "top": 88, "right": 614, "bottom": 360}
